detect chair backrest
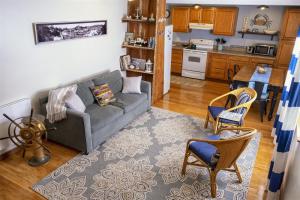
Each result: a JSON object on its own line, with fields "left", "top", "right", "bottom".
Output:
{"left": 230, "top": 87, "right": 257, "bottom": 116}
{"left": 253, "top": 81, "right": 268, "bottom": 101}
{"left": 227, "top": 69, "right": 233, "bottom": 85}
{"left": 213, "top": 127, "right": 257, "bottom": 171}
{"left": 233, "top": 64, "right": 240, "bottom": 75}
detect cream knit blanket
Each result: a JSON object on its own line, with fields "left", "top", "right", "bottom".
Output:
{"left": 46, "top": 85, "right": 77, "bottom": 123}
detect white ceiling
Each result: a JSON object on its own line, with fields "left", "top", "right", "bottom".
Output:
{"left": 166, "top": 0, "right": 300, "bottom": 6}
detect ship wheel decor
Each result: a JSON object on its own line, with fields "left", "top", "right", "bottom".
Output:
{"left": 0, "top": 109, "right": 53, "bottom": 166}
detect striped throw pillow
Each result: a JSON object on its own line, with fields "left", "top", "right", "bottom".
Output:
{"left": 90, "top": 84, "right": 116, "bottom": 106}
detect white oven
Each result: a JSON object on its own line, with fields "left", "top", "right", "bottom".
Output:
{"left": 181, "top": 39, "right": 214, "bottom": 80}
{"left": 182, "top": 49, "right": 208, "bottom": 80}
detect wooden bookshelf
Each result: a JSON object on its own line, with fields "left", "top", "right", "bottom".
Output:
{"left": 126, "top": 68, "right": 154, "bottom": 75}
{"left": 122, "top": 44, "right": 154, "bottom": 51}
{"left": 238, "top": 31, "right": 279, "bottom": 41}
{"left": 122, "top": 18, "right": 156, "bottom": 23}
{"left": 123, "top": 0, "right": 165, "bottom": 103}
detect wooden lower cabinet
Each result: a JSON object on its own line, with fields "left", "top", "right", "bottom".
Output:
{"left": 171, "top": 48, "right": 183, "bottom": 74}
{"left": 251, "top": 58, "right": 275, "bottom": 67}
{"left": 206, "top": 53, "right": 275, "bottom": 80}
{"left": 206, "top": 54, "right": 227, "bottom": 80}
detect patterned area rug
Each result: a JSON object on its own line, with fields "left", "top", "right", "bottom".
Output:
{"left": 171, "top": 75, "right": 206, "bottom": 88}
{"left": 32, "top": 107, "right": 260, "bottom": 200}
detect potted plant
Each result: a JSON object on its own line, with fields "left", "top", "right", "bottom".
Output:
{"left": 215, "top": 38, "right": 226, "bottom": 51}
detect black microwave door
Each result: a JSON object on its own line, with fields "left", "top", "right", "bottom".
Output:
{"left": 255, "top": 46, "right": 269, "bottom": 55}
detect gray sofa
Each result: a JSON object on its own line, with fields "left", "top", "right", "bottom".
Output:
{"left": 39, "top": 70, "right": 151, "bottom": 154}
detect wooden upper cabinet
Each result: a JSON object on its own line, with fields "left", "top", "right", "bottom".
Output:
{"left": 202, "top": 7, "right": 215, "bottom": 24}
{"left": 281, "top": 9, "right": 300, "bottom": 39}
{"left": 172, "top": 7, "right": 190, "bottom": 32}
{"left": 190, "top": 8, "right": 202, "bottom": 23}
{"left": 189, "top": 7, "right": 215, "bottom": 24}
{"left": 276, "top": 39, "right": 294, "bottom": 68}
{"left": 213, "top": 7, "right": 238, "bottom": 36}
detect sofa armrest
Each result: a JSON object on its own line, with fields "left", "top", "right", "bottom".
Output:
{"left": 49, "top": 108, "right": 93, "bottom": 154}
{"left": 40, "top": 99, "right": 93, "bottom": 154}
{"left": 141, "top": 80, "right": 151, "bottom": 107}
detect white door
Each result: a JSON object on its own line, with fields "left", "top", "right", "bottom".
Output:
{"left": 164, "top": 25, "right": 173, "bottom": 95}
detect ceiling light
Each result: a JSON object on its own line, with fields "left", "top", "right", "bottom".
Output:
{"left": 194, "top": 4, "right": 201, "bottom": 9}
{"left": 257, "top": 5, "right": 269, "bottom": 10}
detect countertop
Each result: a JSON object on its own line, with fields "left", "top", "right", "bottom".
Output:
{"left": 172, "top": 42, "right": 276, "bottom": 60}
{"left": 208, "top": 49, "right": 276, "bottom": 60}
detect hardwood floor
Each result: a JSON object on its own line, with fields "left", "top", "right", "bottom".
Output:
{"left": 0, "top": 77, "right": 274, "bottom": 200}
{"left": 155, "top": 77, "right": 274, "bottom": 200}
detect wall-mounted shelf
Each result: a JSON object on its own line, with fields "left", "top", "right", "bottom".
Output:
{"left": 126, "top": 68, "right": 154, "bottom": 75}
{"left": 122, "top": 44, "right": 155, "bottom": 51}
{"left": 122, "top": 18, "right": 156, "bottom": 23}
{"left": 238, "top": 31, "right": 279, "bottom": 41}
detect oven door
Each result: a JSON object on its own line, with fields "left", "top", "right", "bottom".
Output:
{"left": 183, "top": 50, "right": 207, "bottom": 72}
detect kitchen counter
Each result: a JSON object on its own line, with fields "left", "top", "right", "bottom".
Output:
{"left": 172, "top": 42, "right": 276, "bottom": 60}
{"left": 208, "top": 49, "right": 276, "bottom": 60}
{"left": 172, "top": 42, "right": 188, "bottom": 50}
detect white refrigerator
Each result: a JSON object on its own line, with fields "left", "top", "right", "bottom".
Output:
{"left": 164, "top": 25, "right": 173, "bottom": 94}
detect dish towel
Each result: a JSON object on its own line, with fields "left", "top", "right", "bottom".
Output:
{"left": 46, "top": 84, "right": 77, "bottom": 123}
{"left": 248, "top": 66, "right": 272, "bottom": 94}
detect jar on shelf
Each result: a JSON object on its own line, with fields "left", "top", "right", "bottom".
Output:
{"left": 145, "top": 59, "right": 153, "bottom": 72}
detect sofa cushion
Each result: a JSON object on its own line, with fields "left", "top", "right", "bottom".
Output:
{"left": 93, "top": 70, "right": 123, "bottom": 94}
{"left": 76, "top": 80, "right": 95, "bottom": 106}
{"left": 112, "top": 92, "right": 147, "bottom": 113}
{"left": 85, "top": 104, "right": 123, "bottom": 133}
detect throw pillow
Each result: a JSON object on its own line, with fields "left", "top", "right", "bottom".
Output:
{"left": 122, "top": 76, "right": 142, "bottom": 94}
{"left": 90, "top": 84, "right": 116, "bottom": 106}
{"left": 65, "top": 91, "right": 86, "bottom": 112}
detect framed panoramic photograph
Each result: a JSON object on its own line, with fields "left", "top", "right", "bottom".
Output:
{"left": 33, "top": 20, "right": 107, "bottom": 44}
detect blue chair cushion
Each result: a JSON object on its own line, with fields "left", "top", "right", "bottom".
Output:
{"left": 189, "top": 135, "right": 220, "bottom": 167}
{"left": 208, "top": 106, "right": 242, "bottom": 125}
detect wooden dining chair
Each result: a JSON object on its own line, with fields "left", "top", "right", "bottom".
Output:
{"left": 233, "top": 64, "right": 240, "bottom": 75}
{"left": 250, "top": 81, "right": 270, "bottom": 122}
{"left": 225, "top": 69, "right": 235, "bottom": 108}
{"left": 181, "top": 127, "right": 257, "bottom": 198}
{"left": 204, "top": 88, "right": 257, "bottom": 133}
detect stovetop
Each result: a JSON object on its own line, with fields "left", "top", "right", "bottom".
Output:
{"left": 184, "top": 39, "right": 214, "bottom": 51}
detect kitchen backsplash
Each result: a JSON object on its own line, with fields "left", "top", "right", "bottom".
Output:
{"left": 170, "top": 5, "right": 284, "bottom": 47}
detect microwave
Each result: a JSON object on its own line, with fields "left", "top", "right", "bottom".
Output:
{"left": 253, "top": 44, "right": 276, "bottom": 57}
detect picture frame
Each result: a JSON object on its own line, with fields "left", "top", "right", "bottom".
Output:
{"left": 124, "top": 32, "right": 134, "bottom": 44}
{"left": 120, "top": 55, "right": 131, "bottom": 71}
{"left": 131, "top": 58, "right": 146, "bottom": 70}
{"left": 33, "top": 20, "right": 107, "bottom": 44}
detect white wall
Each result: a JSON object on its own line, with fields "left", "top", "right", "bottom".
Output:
{"left": 167, "top": 0, "right": 300, "bottom": 6}
{"left": 171, "top": 5, "right": 284, "bottom": 46}
{"left": 0, "top": 0, "right": 127, "bottom": 107}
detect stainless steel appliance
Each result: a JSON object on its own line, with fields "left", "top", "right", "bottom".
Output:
{"left": 182, "top": 39, "right": 214, "bottom": 79}
{"left": 246, "top": 46, "right": 255, "bottom": 54}
{"left": 253, "top": 44, "right": 276, "bottom": 56}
